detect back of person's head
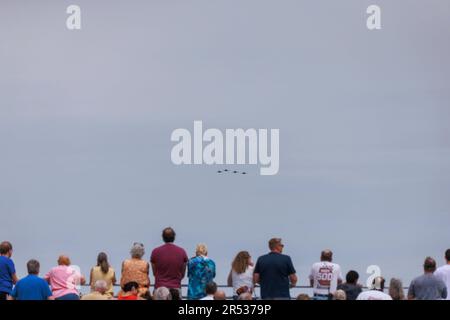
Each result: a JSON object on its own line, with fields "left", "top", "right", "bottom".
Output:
{"left": 205, "top": 281, "right": 217, "bottom": 295}
{"left": 214, "top": 290, "right": 226, "bottom": 300}
{"left": 268, "top": 238, "right": 283, "bottom": 251}
{"left": 346, "top": 270, "right": 359, "bottom": 284}
{"left": 27, "top": 259, "right": 40, "bottom": 275}
{"left": 423, "top": 257, "right": 436, "bottom": 272}
{"left": 122, "top": 281, "right": 139, "bottom": 294}
{"left": 94, "top": 280, "right": 108, "bottom": 294}
{"left": 169, "top": 288, "right": 181, "bottom": 300}
{"left": 445, "top": 249, "right": 450, "bottom": 262}
{"left": 57, "top": 255, "right": 71, "bottom": 266}
{"left": 130, "top": 242, "right": 145, "bottom": 259}
{"left": 321, "top": 249, "right": 333, "bottom": 262}
{"left": 296, "top": 294, "right": 310, "bottom": 300}
{"left": 153, "top": 287, "right": 172, "bottom": 300}
{"left": 372, "top": 276, "right": 385, "bottom": 291}
{"left": 238, "top": 292, "right": 253, "bottom": 300}
{"left": 162, "top": 227, "right": 176, "bottom": 243}
{"left": 0, "top": 241, "right": 13, "bottom": 255}
{"left": 195, "top": 243, "right": 208, "bottom": 256}
{"left": 388, "top": 278, "right": 405, "bottom": 300}
{"left": 333, "top": 289, "right": 347, "bottom": 300}
{"left": 97, "top": 252, "right": 110, "bottom": 274}
{"left": 231, "top": 251, "right": 251, "bottom": 274}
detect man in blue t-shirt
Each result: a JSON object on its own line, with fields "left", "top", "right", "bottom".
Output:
{"left": 0, "top": 241, "right": 18, "bottom": 300}
{"left": 10, "top": 259, "right": 53, "bottom": 300}
{"left": 253, "top": 238, "right": 297, "bottom": 299}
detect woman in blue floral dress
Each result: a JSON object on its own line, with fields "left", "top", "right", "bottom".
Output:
{"left": 187, "top": 243, "right": 216, "bottom": 300}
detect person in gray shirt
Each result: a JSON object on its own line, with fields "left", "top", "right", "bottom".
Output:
{"left": 408, "top": 257, "right": 447, "bottom": 300}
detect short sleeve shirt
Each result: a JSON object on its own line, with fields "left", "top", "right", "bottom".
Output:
{"left": 0, "top": 256, "right": 16, "bottom": 294}
{"left": 254, "top": 252, "right": 296, "bottom": 299}
{"left": 10, "top": 275, "right": 52, "bottom": 300}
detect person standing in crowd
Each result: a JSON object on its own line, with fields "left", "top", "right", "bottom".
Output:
{"left": 253, "top": 238, "right": 297, "bottom": 300}
{"left": 89, "top": 252, "right": 116, "bottom": 298}
{"left": 357, "top": 276, "right": 392, "bottom": 300}
{"left": 309, "top": 249, "right": 343, "bottom": 300}
{"left": 150, "top": 227, "right": 188, "bottom": 294}
{"left": 44, "top": 255, "right": 86, "bottom": 300}
{"left": 227, "top": 251, "right": 254, "bottom": 299}
{"left": 434, "top": 249, "right": 450, "bottom": 300}
{"left": 120, "top": 242, "right": 150, "bottom": 295}
{"left": 81, "top": 280, "right": 111, "bottom": 300}
{"left": 0, "top": 241, "right": 18, "bottom": 300}
{"left": 9, "top": 259, "right": 53, "bottom": 300}
{"left": 337, "top": 270, "right": 362, "bottom": 300}
{"left": 389, "top": 278, "right": 405, "bottom": 300}
{"left": 200, "top": 281, "right": 217, "bottom": 300}
{"left": 408, "top": 257, "right": 447, "bottom": 300}
{"left": 187, "top": 243, "right": 216, "bottom": 300}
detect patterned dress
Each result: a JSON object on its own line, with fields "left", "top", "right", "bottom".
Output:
{"left": 187, "top": 256, "right": 216, "bottom": 300}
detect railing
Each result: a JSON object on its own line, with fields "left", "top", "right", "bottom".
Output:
{"left": 80, "top": 284, "right": 409, "bottom": 300}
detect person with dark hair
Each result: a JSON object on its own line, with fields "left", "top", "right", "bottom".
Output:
{"left": 169, "top": 288, "right": 182, "bottom": 300}
{"left": 200, "top": 281, "right": 217, "bottom": 300}
{"left": 434, "top": 249, "right": 450, "bottom": 300}
{"left": 309, "top": 250, "right": 343, "bottom": 300}
{"left": 151, "top": 227, "right": 188, "bottom": 292}
{"left": 357, "top": 276, "right": 392, "bottom": 300}
{"left": 9, "top": 259, "right": 53, "bottom": 300}
{"left": 337, "top": 270, "right": 362, "bottom": 300}
{"left": 44, "top": 255, "right": 86, "bottom": 300}
{"left": 408, "top": 257, "right": 447, "bottom": 300}
{"left": 89, "top": 252, "right": 116, "bottom": 298}
{"left": 118, "top": 281, "right": 141, "bottom": 300}
{"left": 0, "top": 241, "right": 18, "bottom": 300}
{"left": 253, "top": 238, "right": 297, "bottom": 300}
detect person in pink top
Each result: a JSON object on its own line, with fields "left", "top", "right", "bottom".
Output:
{"left": 44, "top": 255, "right": 86, "bottom": 300}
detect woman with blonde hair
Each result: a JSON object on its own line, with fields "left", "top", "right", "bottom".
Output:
{"left": 389, "top": 278, "right": 405, "bottom": 300}
{"left": 89, "top": 252, "right": 116, "bottom": 298}
{"left": 120, "top": 243, "right": 150, "bottom": 296}
{"left": 44, "top": 255, "right": 86, "bottom": 300}
{"left": 227, "top": 251, "right": 254, "bottom": 300}
{"left": 187, "top": 243, "right": 216, "bottom": 300}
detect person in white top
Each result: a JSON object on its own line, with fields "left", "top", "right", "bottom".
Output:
{"left": 357, "top": 276, "right": 392, "bottom": 300}
{"left": 200, "top": 281, "right": 216, "bottom": 300}
{"left": 309, "top": 249, "right": 343, "bottom": 300}
{"left": 434, "top": 249, "right": 450, "bottom": 300}
{"left": 227, "top": 251, "right": 254, "bottom": 299}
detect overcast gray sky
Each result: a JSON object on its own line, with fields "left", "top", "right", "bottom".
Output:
{"left": 1, "top": 0, "right": 449, "bottom": 290}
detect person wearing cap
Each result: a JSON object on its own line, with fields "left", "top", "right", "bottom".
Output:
{"left": 253, "top": 238, "right": 297, "bottom": 300}
{"left": 408, "top": 257, "right": 447, "bottom": 300}
{"left": 309, "top": 249, "right": 343, "bottom": 300}
{"left": 356, "top": 276, "right": 392, "bottom": 300}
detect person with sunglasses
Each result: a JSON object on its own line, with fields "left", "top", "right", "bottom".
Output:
{"left": 253, "top": 238, "right": 297, "bottom": 300}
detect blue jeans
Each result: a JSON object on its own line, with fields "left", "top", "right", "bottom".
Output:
{"left": 56, "top": 293, "right": 80, "bottom": 300}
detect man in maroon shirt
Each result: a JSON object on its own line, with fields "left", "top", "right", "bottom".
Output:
{"left": 150, "top": 227, "right": 188, "bottom": 291}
